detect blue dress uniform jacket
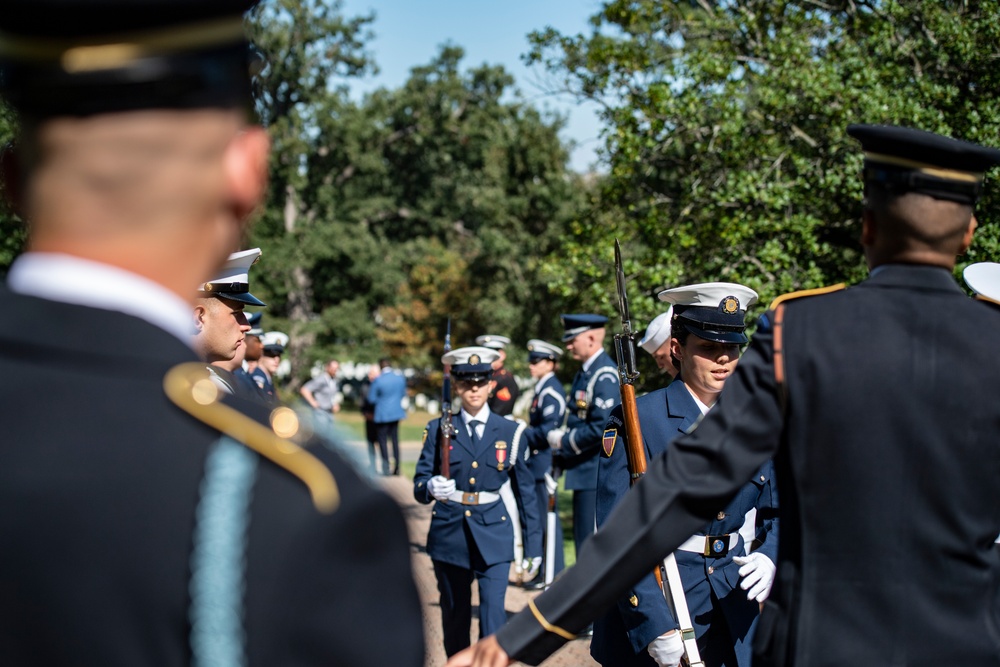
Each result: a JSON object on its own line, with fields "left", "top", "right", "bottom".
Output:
{"left": 591, "top": 380, "right": 778, "bottom": 667}
{"left": 414, "top": 412, "right": 543, "bottom": 566}
{"left": 0, "top": 289, "right": 424, "bottom": 667}
{"left": 495, "top": 265, "right": 1000, "bottom": 667}
{"left": 554, "top": 350, "right": 620, "bottom": 489}
{"left": 524, "top": 373, "right": 569, "bottom": 577}
{"left": 524, "top": 373, "right": 568, "bottom": 483}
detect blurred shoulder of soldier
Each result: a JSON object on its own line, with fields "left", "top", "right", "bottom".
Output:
{"left": 0, "top": 2, "right": 422, "bottom": 664}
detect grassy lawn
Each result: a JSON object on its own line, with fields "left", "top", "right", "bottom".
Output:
{"left": 334, "top": 408, "right": 433, "bottom": 442}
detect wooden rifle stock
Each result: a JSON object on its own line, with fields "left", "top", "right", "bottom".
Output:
{"left": 617, "top": 369, "right": 664, "bottom": 593}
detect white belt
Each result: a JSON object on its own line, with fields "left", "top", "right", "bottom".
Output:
{"left": 677, "top": 533, "right": 739, "bottom": 557}
{"left": 446, "top": 490, "right": 501, "bottom": 505}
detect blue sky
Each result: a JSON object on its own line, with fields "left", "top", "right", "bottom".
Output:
{"left": 338, "top": 0, "right": 606, "bottom": 172}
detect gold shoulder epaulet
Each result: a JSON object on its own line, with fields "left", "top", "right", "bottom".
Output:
{"left": 769, "top": 283, "right": 847, "bottom": 310}
{"left": 164, "top": 363, "right": 339, "bottom": 514}
{"left": 975, "top": 294, "right": 1000, "bottom": 307}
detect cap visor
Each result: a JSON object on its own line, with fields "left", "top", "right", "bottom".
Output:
{"left": 684, "top": 324, "right": 748, "bottom": 345}
{"left": 225, "top": 292, "right": 267, "bottom": 307}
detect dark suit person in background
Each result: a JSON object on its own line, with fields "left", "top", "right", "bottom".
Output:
{"left": 368, "top": 357, "right": 408, "bottom": 475}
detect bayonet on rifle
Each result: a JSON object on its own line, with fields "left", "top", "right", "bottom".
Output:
{"left": 613, "top": 239, "right": 646, "bottom": 483}
{"left": 613, "top": 239, "right": 704, "bottom": 667}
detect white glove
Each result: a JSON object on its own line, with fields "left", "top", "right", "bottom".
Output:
{"left": 733, "top": 552, "right": 776, "bottom": 603}
{"left": 647, "top": 630, "right": 684, "bottom": 667}
{"left": 520, "top": 556, "right": 542, "bottom": 582}
{"left": 543, "top": 472, "right": 558, "bottom": 496}
{"left": 427, "top": 475, "right": 456, "bottom": 502}
{"left": 546, "top": 428, "right": 565, "bottom": 450}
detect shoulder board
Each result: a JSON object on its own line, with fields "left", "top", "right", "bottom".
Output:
{"left": 164, "top": 363, "right": 339, "bottom": 514}
{"left": 510, "top": 420, "right": 527, "bottom": 463}
{"left": 769, "top": 283, "right": 846, "bottom": 310}
{"left": 975, "top": 294, "right": 1000, "bottom": 307}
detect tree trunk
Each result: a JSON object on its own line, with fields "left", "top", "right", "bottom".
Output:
{"left": 283, "top": 183, "right": 316, "bottom": 393}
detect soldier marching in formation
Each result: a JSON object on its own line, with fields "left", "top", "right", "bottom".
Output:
{"left": 546, "top": 314, "right": 621, "bottom": 561}
{"left": 414, "top": 346, "right": 543, "bottom": 657}
{"left": 521, "top": 339, "right": 569, "bottom": 588}
{"left": 592, "top": 283, "right": 778, "bottom": 667}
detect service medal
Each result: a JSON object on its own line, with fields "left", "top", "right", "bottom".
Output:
{"left": 495, "top": 441, "right": 507, "bottom": 470}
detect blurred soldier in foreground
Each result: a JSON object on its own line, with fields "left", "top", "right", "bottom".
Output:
{"left": 414, "top": 347, "right": 542, "bottom": 656}
{"left": 592, "top": 283, "right": 778, "bottom": 667}
{"left": 521, "top": 339, "right": 568, "bottom": 588}
{"left": 0, "top": 2, "right": 423, "bottom": 664}
{"left": 448, "top": 125, "right": 1000, "bottom": 667}
{"left": 477, "top": 334, "right": 521, "bottom": 417}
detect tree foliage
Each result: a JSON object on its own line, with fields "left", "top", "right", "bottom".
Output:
{"left": 527, "top": 0, "right": 1000, "bottom": 332}
{"left": 246, "top": 3, "right": 585, "bottom": 382}
{"left": 0, "top": 105, "right": 25, "bottom": 277}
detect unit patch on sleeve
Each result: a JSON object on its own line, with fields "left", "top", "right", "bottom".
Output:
{"left": 602, "top": 428, "right": 617, "bottom": 457}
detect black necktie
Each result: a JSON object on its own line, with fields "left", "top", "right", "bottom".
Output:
{"left": 468, "top": 420, "right": 483, "bottom": 445}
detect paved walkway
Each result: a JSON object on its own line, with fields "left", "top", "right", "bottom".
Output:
{"left": 377, "top": 476, "right": 598, "bottom": 667}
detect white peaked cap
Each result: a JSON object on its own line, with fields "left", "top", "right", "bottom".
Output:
{"left": 527, "top": 339, "right": 563, "bottom": 360}
{"left": 657, "top": 282, "right": 759, "bottom": 309}
{"left": 261, "top": 331, "right": 289, "bottom": 348}
{"left": 475, "top": 334, "right": 511, "bottom": 350}
{"left": 198, "top": 247, "right": 265, "bottom": 307}
{"left": 963, "top": 262, "right": 1000, "bottom": 302}
{"left": 442, "top": 346, "right": 500, "bottom": 367}
{"left": 638, "top": 308, "right": 673, "bottom": 355}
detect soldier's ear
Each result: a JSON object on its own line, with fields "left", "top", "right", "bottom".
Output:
{"left": 860, "top": 209, "right": 877, "bottom": 248}
{"left": 192, "top": 304, "right": 208, "bottom": 332}
{"left": 958, "top": 214, "right": 978, "bottom": 255}
{"left": 223, "top": 126, "right": 270, "bottom": 223}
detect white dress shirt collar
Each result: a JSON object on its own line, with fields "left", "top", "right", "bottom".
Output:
{"left": 535, "top": 371, "right": 555, "bottom": 388}
{"left": 581, "top": 348, "right": 604, "bottom": 372}
{"left": 8, "top": 252, "right": 194, "bottom": 347}
{"left": 682, "top": 383, "right": 713, "bottom": 415}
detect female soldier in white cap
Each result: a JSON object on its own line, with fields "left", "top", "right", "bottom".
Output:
{"left": 414, "top": 346, "right": 544, "bottom": 657}
{"left": 591, "top": 283, "right": 778, "bottom": 667}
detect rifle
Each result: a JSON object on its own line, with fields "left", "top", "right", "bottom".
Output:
{"left": 614, "top": 239, "right": 703, "bottom": 667}
{"left": 439, "top": 319, "right": 456, "bottom": 479}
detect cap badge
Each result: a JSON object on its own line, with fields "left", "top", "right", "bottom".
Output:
{"left": 721, "top": 296, "right": 740, "bottom": 314}
{"left": 203, "top": 282, "right": 214, "bottom": 291}
{"left": 469, "top": 354, "right": 481, "bottom": 365}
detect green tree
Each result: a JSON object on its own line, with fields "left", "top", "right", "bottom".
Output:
{"left": 527, "top": 0, "right": 1000, "bottom": 328}
{"left": 245, "top": 0, "right": 379, "bottom": 381}
{"left": 0, "top": 105, "right": 26, "bottom": 276}
{"left": 247, "top": 15, "right": 586, "bottom": 381}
